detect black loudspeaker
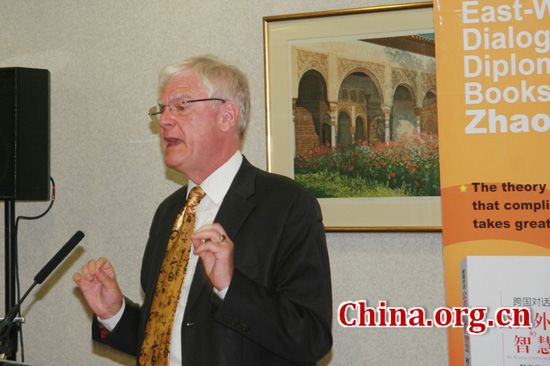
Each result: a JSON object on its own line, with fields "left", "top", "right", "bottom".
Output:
{"left": 0, "top": 67, "right": 50, "bottom": 201}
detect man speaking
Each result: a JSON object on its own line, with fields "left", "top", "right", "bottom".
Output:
{"left": 73, "top": 55, "right": 332, "bottom": 365}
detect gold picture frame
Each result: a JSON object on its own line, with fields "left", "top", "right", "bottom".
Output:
{"left": 263, "top": 2, "right": 441, "bottom": 232}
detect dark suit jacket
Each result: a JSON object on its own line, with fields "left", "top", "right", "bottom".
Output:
{"left": 93, "top": 157, "right": 332, "bottom": 365}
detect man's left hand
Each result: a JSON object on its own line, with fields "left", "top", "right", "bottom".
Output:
{"left": 191, "top": 223, "right": 234, "bottom": 291}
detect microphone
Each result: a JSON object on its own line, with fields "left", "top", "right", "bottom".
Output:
{"left": 0, "top": 231, "right": 85, "bottom": 341}
{"left": 34, "top": 230, "right": 85, "bottom": 284}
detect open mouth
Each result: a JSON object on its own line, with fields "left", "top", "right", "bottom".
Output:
{"left": 165, "top": 138, "right": 182, "bottom": 147}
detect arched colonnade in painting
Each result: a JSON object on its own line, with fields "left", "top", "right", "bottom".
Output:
{"left": 292, "top": 42, "right": 437, "bottom": 156}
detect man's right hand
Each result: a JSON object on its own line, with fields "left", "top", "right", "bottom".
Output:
{"left": 73, "top": 257, "right": 123, "bottom": 320}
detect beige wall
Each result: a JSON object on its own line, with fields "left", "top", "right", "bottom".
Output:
{"left": 0, "top": 1, "right": 448, "bottom": 365}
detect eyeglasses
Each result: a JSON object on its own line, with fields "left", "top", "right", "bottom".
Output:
{"left": 149, "top": 98, "right": 226, "bottom": 117}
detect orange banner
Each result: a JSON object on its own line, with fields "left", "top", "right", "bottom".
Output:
{"left": 433, "top": 0, "right": 550, "bottom": 364}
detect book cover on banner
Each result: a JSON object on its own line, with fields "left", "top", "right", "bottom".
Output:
{"left": 461, "top": 256, "right": 550, "bottom": 366}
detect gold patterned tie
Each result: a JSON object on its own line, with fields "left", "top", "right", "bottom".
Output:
{"left": 139, "top": 186, "right": 206, "bottom": 366}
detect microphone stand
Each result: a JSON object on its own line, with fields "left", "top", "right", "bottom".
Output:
{"left": 0, "top": 227, "right": 84, "bottom": 361}
{"left": 0, "top": 284, "right": 35, "bottom": 359}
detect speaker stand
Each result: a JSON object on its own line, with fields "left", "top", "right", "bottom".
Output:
{"left": 2, "top": 200, "right": 18, "bottom": 360}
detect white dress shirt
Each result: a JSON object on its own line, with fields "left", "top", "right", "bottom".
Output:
{"left": 99, "top": 151, "right": 243, "bottom": 366}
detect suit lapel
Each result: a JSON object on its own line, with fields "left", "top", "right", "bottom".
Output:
{"left": 214, "top": 160, "right": 256, "bottom": 239}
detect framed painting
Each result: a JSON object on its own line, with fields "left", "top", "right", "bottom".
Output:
{"left": 263, "top": 2, "right": 441, "bottom": 231}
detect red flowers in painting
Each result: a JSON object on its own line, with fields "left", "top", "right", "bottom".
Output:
{"left": 294, "top": 132, "right": 440, "bottom": 197}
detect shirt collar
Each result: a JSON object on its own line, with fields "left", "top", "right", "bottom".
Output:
{"left": 188, "top": 151, "right": 243, "bottom": 204}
